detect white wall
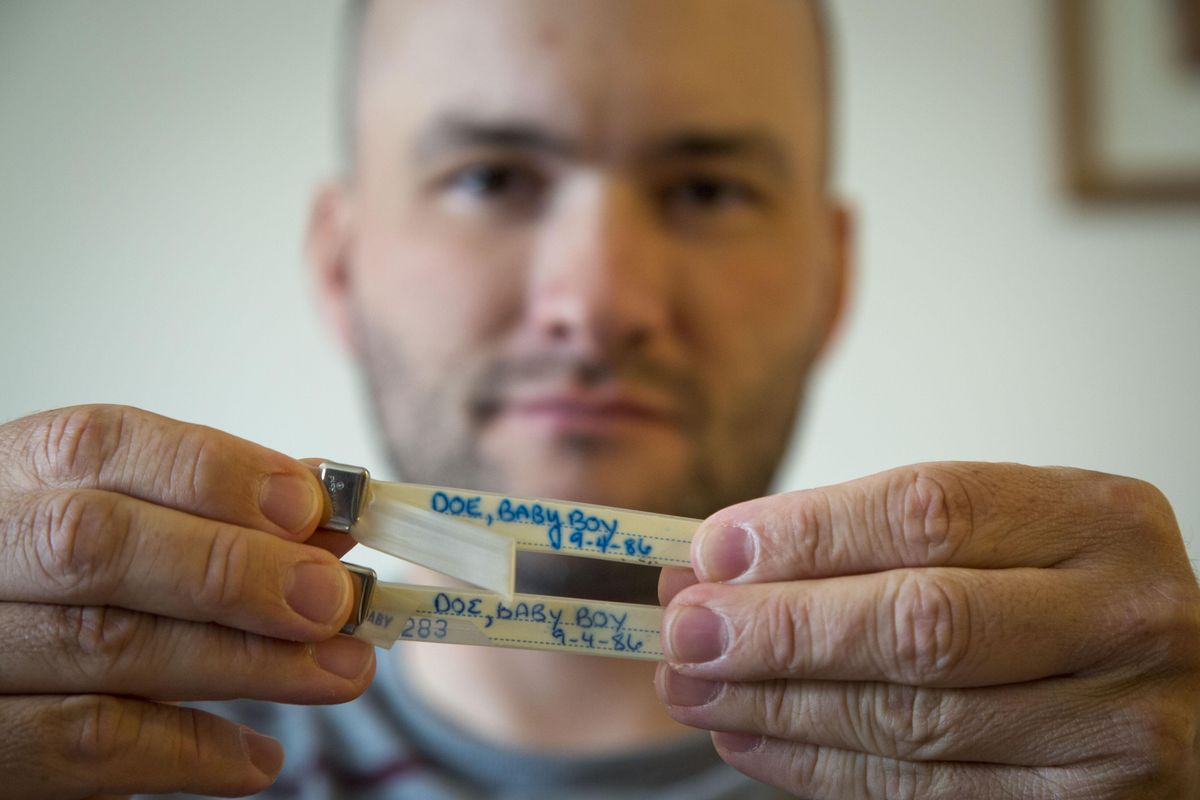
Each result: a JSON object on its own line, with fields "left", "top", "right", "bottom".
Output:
{"left": 782, "top": 1, "right": 1200, "bottom": 563}
{"left": 3, "top": 2, "right": 1199, "bottom": 560}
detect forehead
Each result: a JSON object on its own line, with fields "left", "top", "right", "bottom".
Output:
{"left": 355, "top": 0, "right": 823, "bottom": 166}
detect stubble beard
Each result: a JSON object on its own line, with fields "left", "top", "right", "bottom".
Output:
{"left": 354, "top": 318, "right": 800, "bottom": 604}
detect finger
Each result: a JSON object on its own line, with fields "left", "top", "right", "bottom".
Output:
{"left": 306, "top": 529, "right": 359, "bottom": 559}
{"left": 690, "top": 462, "right": 1161, "bottom": 583}
{"left": 658, "top": 566, "right": 699, "bottom": 607}
{"left": 656, "top": 667, "right": 1117, "bottom": 766}
{"left": 3, "top": 694, "right": 283, "bottom": 798}
{"left": 663, "top": 567, "right": 1100, "bottom": 685}
{"left": 0, "top": 489, "right": 353, "bottom": 641}
{"left": 709, "top": 734, "right": 1093, "bottom": 800}
{"left": 0, "top": 603, "right": 375, "bottom": 702}
{"left": 1, "top": 404, "right": 323, "bottom": 538}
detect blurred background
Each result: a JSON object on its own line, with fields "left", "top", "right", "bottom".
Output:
{"left": 2, "top": 1, "right": 1199, "bottom": 564}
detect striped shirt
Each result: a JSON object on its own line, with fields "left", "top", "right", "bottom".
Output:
{"left": 163, "top": 650, "right": 785, "bottom": 799}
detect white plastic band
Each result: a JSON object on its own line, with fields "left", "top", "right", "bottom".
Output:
{"left": 341, "top": 477, "right": 699, "bottom": 660}
{"left": 352, "top": 581, "right": 663, "bottom": 662}
{"left": 352, "top": 486, "right": 516, "bottom": 598}
{"left": 369, "top": 481, "right": 697, "bottom": 569}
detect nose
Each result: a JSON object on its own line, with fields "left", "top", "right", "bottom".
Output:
{"left": 524, "top": 175, "right": 672, "bottom": 359}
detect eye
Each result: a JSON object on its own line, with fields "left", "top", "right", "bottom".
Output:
{"left": 661, "top": 175, "right": 759, "bottom": 213}
{"left": 451, "top": 164, "right": 518, "bottom": 195}
{"left": 442, "top": 162, "right": 545, "bottom": 213}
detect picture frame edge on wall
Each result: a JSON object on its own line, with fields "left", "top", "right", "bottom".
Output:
{"left": 1057, "top": 0, "right": 1200, "bottom": 205}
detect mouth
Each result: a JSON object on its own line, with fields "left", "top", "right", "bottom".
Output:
{"left": 494, "top": 389, "right": 680, "bottom": 433}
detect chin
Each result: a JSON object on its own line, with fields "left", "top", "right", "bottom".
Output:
{"left": 474, "top": 410, "right": 704, "bottom": 516}
{"left": 498, "top": 447, "right": 691, "bottom": 514}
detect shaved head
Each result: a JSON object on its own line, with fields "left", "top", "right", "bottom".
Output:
{"left": 337, "top": 0, "right": 833, "bottom": 185}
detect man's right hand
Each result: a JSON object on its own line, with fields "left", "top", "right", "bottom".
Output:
{"left": 0, "top": 405, "right": 376, "bottom": 798}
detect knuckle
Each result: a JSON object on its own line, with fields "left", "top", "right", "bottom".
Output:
{"left": 782, "top": 742, "right": 822, "bottom": 790}
{"left": 195, "top": 524, "right": 252, "bottom": 612}
{"left": 1163, "top": 602, "right": 1200, "bottom": 670}
{"left": 1150, "top": 597, "right": 1200, "bottom": 671}
{"left": 1116, "top": 700, "right": 1196, "bottom": 790}
{"left": 1117, "top": 586, "right": 1200, "bottom": 673}
{"left": 59, "top": 605, "right": 153, "bottom": 676}
{"left": 753, "top": 590, "right": 863, "bottom": 677}
{"left": 216, "top": 627, "right": 273, "bottom": 674}
{"left": 1093, "top": 535, "right": 1200, "bottom": 667}
{"left": 756, "top": 594, "right": 808, "bottom": 675}
{"left": 34, "top": 405, "right": 132, "bottom": 486}
{"left": 162, "top": 423, "right": 223, "bottom": 509}
{"left": 755, "top": 680, "right": 793, "bottom": 734}
{"left": 879, "top": 571, "right": 973, "bottom": 685}
{"left": 878, "top": 759, "right": 931, "bottom": 800}
{"left": 775, "top": 491, "right": 832, "bottom": 575}
{"left": 867, "top": 683, "right": 952, "bottom": 760}
{"left": 53, "top": 694, "right": 139, "bottom": 766}
{"left": 888, "top": 466, "right": 972, "bottom": 565}
{"left": 24, "top": 695, "right": 257, "bottom": 797}
{"left": 173, "top": 704, "right": 207, "bottom": 771}
{"left": 1094, "top": 475, "right": 1174, "bottom": 535}
{"left": 32, "top": 489, "right": 127, "bottom": 593}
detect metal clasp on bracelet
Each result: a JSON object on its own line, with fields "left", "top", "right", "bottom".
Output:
{"left": 340, "top": 562, "right": 377, "bottom": 635}
{"left": 319, "top": 461, "right": 369, "bottom": 532}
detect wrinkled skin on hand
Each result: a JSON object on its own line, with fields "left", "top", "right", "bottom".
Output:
{"left": 0, "top": 405, "right": 375, "bottom": 798}
{"left": 658, "top": 462, "right": 1200, "bottom": 799}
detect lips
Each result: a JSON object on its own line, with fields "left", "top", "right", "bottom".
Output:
{"left": 497, "top": 388, "right": 679, "bottom": 430}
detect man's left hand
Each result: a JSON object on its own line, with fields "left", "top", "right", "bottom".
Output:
{"left": 657, "top": 462, "right": 1200, "bottom": 798}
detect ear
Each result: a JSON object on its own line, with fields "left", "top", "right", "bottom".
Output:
{"left": 306, "top": 181, "right": 360, "bottom": 356}
{"left": 816, "top": 201, "right": 854, "bottom": 358}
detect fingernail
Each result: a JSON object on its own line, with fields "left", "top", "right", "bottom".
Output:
{"left": 698, "top": 524, "right": 755, "bottom": 582}
{"left": 667, "top": 605, "right": 727, "bottom": 664}
{"left": 260, "top": 472, "right": 319, "bottom": 534}
{"left": 241, "top": 728, "right": 284, "bottom": 777}
{"left": 662, "top": 668, "right": 720, "bottom": 706}
{"left": 313, "top": 635, "right": 375, "bottom": 680}
{"left": 286, "top": 562, "right": 349, "bottom": 625}
{"left": 712, "top": 731, "right": 764, "bottom": 753}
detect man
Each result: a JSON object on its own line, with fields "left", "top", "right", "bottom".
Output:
{"left": 1, "top": 1, "right": 1197, "bottom": 797}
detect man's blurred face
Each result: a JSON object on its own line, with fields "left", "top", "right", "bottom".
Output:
{"left": 322, "top": 0, "right": 840, "bottom": 539}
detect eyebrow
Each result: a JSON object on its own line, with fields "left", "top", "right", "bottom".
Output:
{"left": 642, "top": 132, "right": 793, "bottom": 178}
{"left": 412, "top": 115, "right": 793, "bottom": 177}
{"left": 413, "top": 117, "right": 577, "bottom": 161}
